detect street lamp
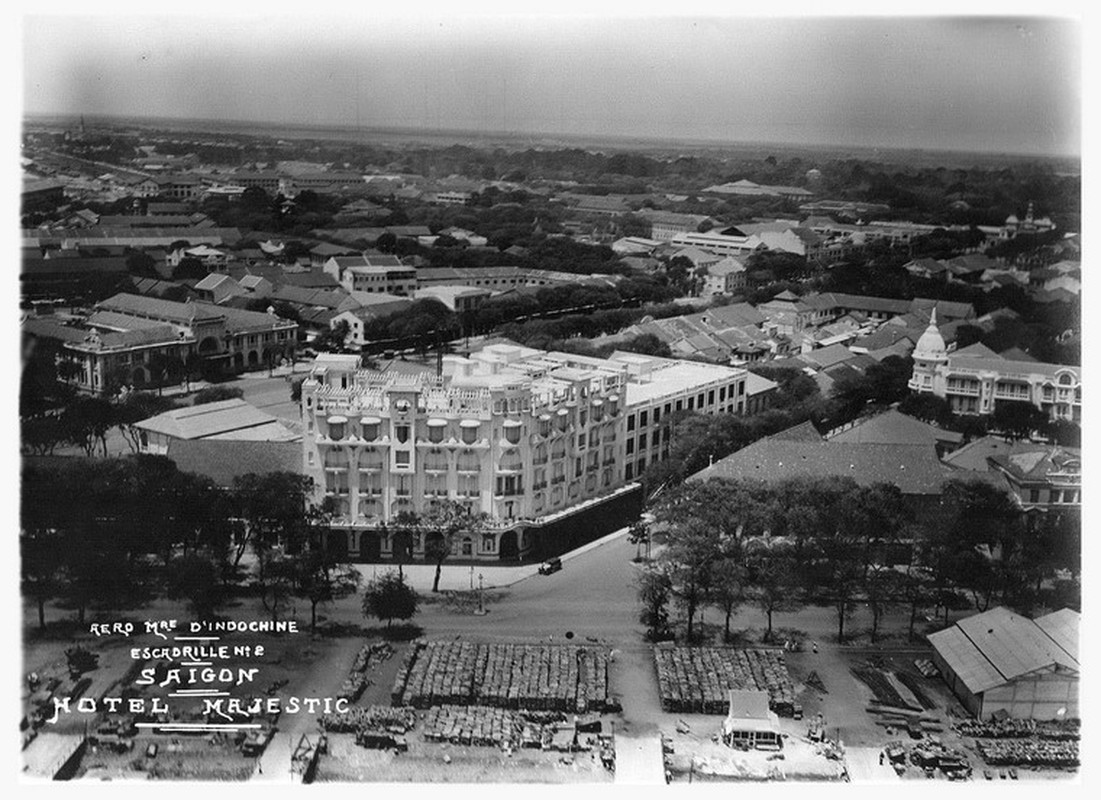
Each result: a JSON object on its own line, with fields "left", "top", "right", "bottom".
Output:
{"left": 474, "top": 573, "right": 487, "bottom": 616}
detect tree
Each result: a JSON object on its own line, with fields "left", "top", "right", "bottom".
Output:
{"left": 628, "top": 519, "right": 651, "bottom": 561}
{"left": 708, "top": 553, "right": 746, "bottom": 643}
{"left": 992, "top": 400, "right": 1048, "bottom": 442}
{"left": 114, "top": 392, "right": 181, "bottom": 453}
{"left": 745, "top": 540, "right": 803, "bottom": 642}
{"left": 62, "top": 396, "right": 115, "bottom": 456}
{"left": 421, "top": 502, "right": 488, "bottom": 593}
{"left": 898, "top": 393, "right": 955, "bottom": 427}
{"left": 376, "top": 232, "right": 398, "bottom": 254}
{"left": 21, "top": 528, "right": 63, "bottom": 630}
{"left": 864, "top": 563, "right": 903, "bottom": 643}
{"left": 636, "top": 568, "right": 673, "bottom": 642}
{"left": 193, "top": 385, "right": 245, "bottom": 405}
{"left": 231, "top": 472, "right": 314, "bottom": 568}
{"left": 258, "top": 553, "right": 299, "bottom": 623}
{"left": 295, "top": 549, "right": 361, "bottom": 634}
{"left": 166, "top": 553, "right": 226, "bottom": 620}
{"left": 362, "top": 570, "right": 419, "bottom": 629}
{"left": 172, "top": 257, "right": 208, "bottom": 280}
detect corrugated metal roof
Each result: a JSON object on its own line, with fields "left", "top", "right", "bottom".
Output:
{"left": 929, "top": 626, "right": 1007, "bottom": 694}
{"left": 931, "top": 606, "right": 1080, "bottom": 695}
{"left": 1035, "top": 609, "right": 1080, "bottom": 661}
{"left": 136, "top": 399, "right": 284, "bottom": 440}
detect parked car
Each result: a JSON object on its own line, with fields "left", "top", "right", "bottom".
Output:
{"left": 538, "top": 557, "right": 562, "bottom": 575}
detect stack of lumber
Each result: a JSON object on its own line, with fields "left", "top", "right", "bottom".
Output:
{"left": 652, "top": 647, "right": 795, "bottom": 716}
{"left": 420, "top": 705, "right": 556, "bottom": 749}
{"left": 319, "top": 706, "right": 417, "bottom": 734}
{"left": 391, "top": 642, "right": 614, "bottom": 712}
{"left": 977, "top": 740, "right": 1078, "bottom": 768}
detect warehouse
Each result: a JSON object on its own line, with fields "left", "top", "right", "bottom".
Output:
{"left": 928, "top": 606, "right": 1079, "bottom": 720}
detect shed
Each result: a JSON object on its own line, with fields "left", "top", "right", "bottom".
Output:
{"left": 928, "top": 606, "right": 1078, "bottom": 720}
{"left": 721, "top": 689, "right": 782, "bottom": 750}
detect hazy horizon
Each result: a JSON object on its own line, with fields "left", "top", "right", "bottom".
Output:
{"left": 22, "top": 15, "right": 1081, "bottom": 158}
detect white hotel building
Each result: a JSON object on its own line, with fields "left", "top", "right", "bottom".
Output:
{"left": 301, "top": 344, "right": 746, "bottom": 562}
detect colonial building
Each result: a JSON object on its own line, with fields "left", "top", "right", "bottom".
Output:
{"left": 908, "top": 311, "right": 1081, "bottom": 422}
{"left": 301, "top": 345, "right": 746, "bottom": 561}
{"left": 24, "top": 293, "right": 299, "bottom": 393}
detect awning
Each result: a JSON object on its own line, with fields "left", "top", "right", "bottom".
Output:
{"left": 427, "top": 419, "right": 448, "bottom": 427}
{"left": 460, "top": 419, "right": 481, "bottom": 428}
{"left": 503, "top": 420, "right": 523, "bottom": 428}
{"left": 557, "top": 408, "right": 570, "bottom": 417}
{"left": 327, "top": 415, "right": 348, "bottom": 424}
{"left": 360, "top": 416, "right": 382, "bottom": 425}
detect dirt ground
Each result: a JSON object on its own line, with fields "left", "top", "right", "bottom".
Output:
{"left": 316, "top": 733, "right": 612, "bottom": 783}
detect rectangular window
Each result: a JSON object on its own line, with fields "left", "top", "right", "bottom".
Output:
{"left": 627, "top": 440, "right": 635, "bottom": 455}
{"left": 627, "top": 414, "right": 636, "bottom": 432}
{"left": 687, "top": 397, "right": 694, "bottom": 411}
{"left": 1029, "top": 489, "right": 1040, "bottom": 503}
{"left": 708, "top": 390, "right": 715, "bottom": 405}
{"left": 395, "top": 451, "right": 410, "bottom": 466}
{"left": 664, "top": 403, "right": 671, "bottom": 416}
{"left": 653, "top": 408, "right": 661, "bottom": 425}
{"left": 719, "top": 387, "right": 726, "bottom": 402}
{"left": 625, "top": 464, "right": 633, "bottom": 480}
{"left": 698, "top": 393, "right": 705, "bottom": 407}
{"left": 640, "top": 410, "right": 648, "bottom": 427}
{"left": 675, "top": 400, "right": 682, "bottom": 411}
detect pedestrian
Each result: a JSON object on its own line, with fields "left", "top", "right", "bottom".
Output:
{"left": 879, "top": 751, "right": 885, "bottom": 766}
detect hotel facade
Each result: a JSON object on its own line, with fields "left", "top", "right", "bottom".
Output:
{"left": 301, "top": 345, "right": 747, "bottom": 562}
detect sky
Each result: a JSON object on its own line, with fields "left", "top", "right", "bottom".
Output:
{"left": 18, "top": 11, "right": 1084, "bottom": 157}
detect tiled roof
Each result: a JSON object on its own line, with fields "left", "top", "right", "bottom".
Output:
{"left": 798, "top": 343, "right": 856, "bottom": 370}
{"left": 689, "top": 438, "right": 950, "bottom": 495}
{"left": 989, "top": 446, "right": 1081, "bottom": 481}
{"left": 165, "top": 439, "right": 303, "bottom": 487}
{"left": 767, "top": 420, "right": 824, "bottom": 442}
{"left": 830, "top": 410, "right": 963, "bottom": 447}
{"left": 98, "top": 293, "right": 223, "bottom": 323}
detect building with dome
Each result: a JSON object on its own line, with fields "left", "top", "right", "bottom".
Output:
{"left": 908, "top": 311, "right": 1080, "bottom": 421}
{"left": 301, "top": 345, "right": 747, "bottom": 562}
{"left": 1002, "top": 202, "right": 1056, "bottom": 240}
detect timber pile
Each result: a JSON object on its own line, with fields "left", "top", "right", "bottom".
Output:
{"left": 955, "top": 718, "right": 1080, "bottom": 741}
{"left": 421, "top": 705, "right": 559, "bottom": 749}
{"left": 337, "top": 642, "right": 395, "bottom": 702}
{"left": 392, "top": 642, "right": 614, "bottom": 712}
{"left": 652, "top": 647, "right": 796, "bottom": 716}
{"left": 390, "top": 640, "right": 426, "bottom": 705}
{"left": 895, "top": 672, "right": 938, "bottom": 710}
{"left": 852, "top": 667, "right": 921, "bottom": 711}
{"left": 319, "top": 706, "right": 417, "bottom": 735}
{"left": 977, "top": 739, "right": 1078, "bottom": 768}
